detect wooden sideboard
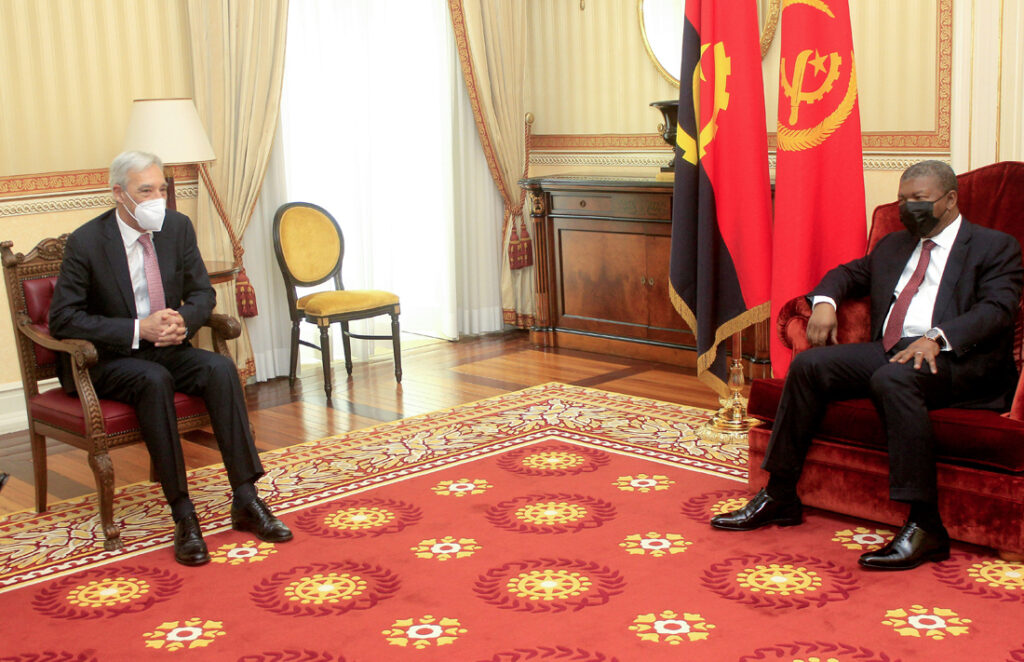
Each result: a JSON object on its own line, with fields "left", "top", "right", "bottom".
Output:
{"left": 520, "top": 174, "right": 770, "bottom": 377}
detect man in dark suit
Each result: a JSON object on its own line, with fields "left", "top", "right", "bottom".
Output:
{"left": 711, "top": 160, "right": 1023, "bottom": 570}
{"left": 49, "top": 151, "right": 293, "bottom": 566}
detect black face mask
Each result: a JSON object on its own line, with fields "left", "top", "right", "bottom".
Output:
{"left": 899, "top": 193, "right": 948, "bottom": 238}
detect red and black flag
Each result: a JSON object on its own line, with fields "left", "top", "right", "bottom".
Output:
{"left": 669, "top": 0, "right": 773, "bottom": 395}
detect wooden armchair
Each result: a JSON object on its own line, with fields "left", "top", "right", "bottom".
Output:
{"left": 1, "top": 236, "right": 241, "bottom": 551}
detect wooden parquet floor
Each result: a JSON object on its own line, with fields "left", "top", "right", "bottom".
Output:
{"left": 0, "top": 331, "right": 726, "bottom": 516}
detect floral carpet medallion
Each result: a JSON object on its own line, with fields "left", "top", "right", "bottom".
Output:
{"left": 1, "top": 383, "right": 1022, "bottom": 661}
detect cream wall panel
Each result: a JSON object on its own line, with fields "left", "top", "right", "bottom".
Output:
{"left": 526, "top": 0, "right": 677, "bottom": 136}
{"left": 0, "top": 0, "right": 193, "bottom": 176}
{"left": 848, "top": 0, "right": 937, "bottom": 133}
{"left": 951, "top": 0, "right": 1002, "bottom": 172}
{"left": 999, "top": 0, "right": 1024, "bottom": 161}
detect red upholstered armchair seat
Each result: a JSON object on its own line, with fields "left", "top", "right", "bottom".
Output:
{"left": 749, "top": 380, "right": 1024, "bottom": 475}
{"left": 747, "top": 161, "right": 1024, "bottom": 557}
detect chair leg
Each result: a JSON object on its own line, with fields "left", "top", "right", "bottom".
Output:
{"left": 29, "top": 429, "right": 47, "bottom": 513}
{"left": 341, "top": 321, "right": 353, "bottom": 376}
{"left": 288, "top": 320, "right": 300, "bottom": 386}
{"left": 391, "top": 312, "right": 403, "bottom": 383}
{"left": 88, "top": 447, "right": 123, "bottom": 551}
{"left": 320, "top": 324, "right": 333, "bottom": 399}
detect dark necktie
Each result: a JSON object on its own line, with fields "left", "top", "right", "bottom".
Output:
{"left": 882, "top": 239, "right": 936, "bottom": 351}
{"left": 138, "top": 233, "right": 166, "bottom": 313}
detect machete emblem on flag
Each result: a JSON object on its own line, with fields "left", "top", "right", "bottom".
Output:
{"left": 677, "top": 41, "right": 730, "bottom": 166}
{"left": 781, "top": 49, "right": 841, "bottom": 124}
{"left": 776, "top": 0, "right": 857, "bottom": 152}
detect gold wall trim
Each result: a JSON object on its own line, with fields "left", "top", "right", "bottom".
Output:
{"left": 858, "top": 0, "right": 952, "bottom": 151}
{"left": 530, "top": 150, "right": 947, "bottom": 172}
{"left": 530, "top": 151, "right": 672, "bottom": 168}
{"left": 0, "top": 164, "right": 198, "bottom": 200}
{"left": 0, "top": 184, "right": 198, "bottom": 218}
{"left": 533, "top": 133, "right": 667, "bottom": 150}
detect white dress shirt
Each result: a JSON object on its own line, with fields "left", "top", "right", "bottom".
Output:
{"left": 813, "top": 215, "right": 961, "bottom": 349}
{"left": 115, "top": 211, "right": 158, "bottom": 348}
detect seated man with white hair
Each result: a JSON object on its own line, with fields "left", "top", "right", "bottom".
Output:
{"left": 49, "top": 150, "right": 293, "bottom": 566}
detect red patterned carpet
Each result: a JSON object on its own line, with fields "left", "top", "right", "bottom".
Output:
{"left": 1, "top": 383, "right": 1023, "bottom": 662}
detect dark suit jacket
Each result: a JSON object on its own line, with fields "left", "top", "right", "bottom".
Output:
{"left": 49, "top": 208, "right": 215, "bottom": 388}
{"left": 810, "top": 219, "right": 1024, "bottom": 409}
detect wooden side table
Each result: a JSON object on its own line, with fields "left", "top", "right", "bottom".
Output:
{"left": 204, "top": 260, "right": 240, "bottom": 285}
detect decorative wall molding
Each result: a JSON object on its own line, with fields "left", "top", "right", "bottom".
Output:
{"left": 532, "top": 133, "right": 667, "bottom": 151}
{"left": 532, "top": 150, "right": 949, "bottom": 172}
{"left": 0, "top": 164, "right": 198, "bottom": 200}
{"left": 530, "top": 151, "right": 672, "bottom": 168}
{"left": 0, "top": 184, "right": 198, "bottom": 217}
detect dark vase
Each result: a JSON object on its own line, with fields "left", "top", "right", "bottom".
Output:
{"left": 649, "top": 99, "right": 678, "bottom": 175}
{"left": 649, "top": 99, "right": 679, "bottom": 149}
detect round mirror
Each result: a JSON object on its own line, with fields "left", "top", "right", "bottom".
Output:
{"left": 638, "top": 0, "right": 779, "bottom": 86}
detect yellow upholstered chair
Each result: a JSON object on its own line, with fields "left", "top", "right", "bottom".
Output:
{"left": 272, "top": 202, "right": 401, "bottom": 398}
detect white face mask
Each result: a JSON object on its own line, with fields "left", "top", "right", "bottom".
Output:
{"left": 122, "top": 190, "right": 166, "bottom": 232}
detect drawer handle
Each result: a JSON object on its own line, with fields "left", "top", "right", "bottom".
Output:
{"left": 578, "top": 200, "right": 587, "bottom": 208}
{"left": 648, "top": 277, "right": 655, "bottom": 286}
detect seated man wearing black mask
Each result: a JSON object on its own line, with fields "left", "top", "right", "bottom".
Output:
{"left": 711, "top": 160, "right": 1023, "bottom": 570}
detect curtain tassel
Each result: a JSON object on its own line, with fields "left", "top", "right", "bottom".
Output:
{"left": 508, "top": 218, "right": 534, "bottom": 271}
{"left": 234, "top": 267, "right": 259, "bottom": 317}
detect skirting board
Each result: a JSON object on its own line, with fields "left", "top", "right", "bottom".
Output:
{"left": 0, "top": 380, "right": 42, "bottom": 435}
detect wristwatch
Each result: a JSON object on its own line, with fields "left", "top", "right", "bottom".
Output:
{"left": 924, "top": 327, "right": 947, "bottom": 349}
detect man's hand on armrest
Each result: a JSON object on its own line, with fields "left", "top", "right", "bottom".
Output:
{"left": 806, "top": 301, "right": 838, "bottom": 347}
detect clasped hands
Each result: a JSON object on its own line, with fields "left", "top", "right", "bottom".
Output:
{"left": 807, "top": 303, "right": 939, "bottom": 374}
{"left": 140, "top": 309, "right": 187, "bottom": 347}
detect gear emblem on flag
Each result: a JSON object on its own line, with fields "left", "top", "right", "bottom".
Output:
{"left": 677, "top": 41, "right": 731, "bottom": 166}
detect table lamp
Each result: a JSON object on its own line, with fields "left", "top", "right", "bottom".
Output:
{"left": 122, "top": 98, "right": 216, "bottom": 210}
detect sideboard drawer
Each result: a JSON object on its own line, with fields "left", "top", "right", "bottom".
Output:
{"left": 550, "top": 193, "right": 613, "bottom": 215}
{"left": 549, "top": 191, "right": 670, "bottom": 220}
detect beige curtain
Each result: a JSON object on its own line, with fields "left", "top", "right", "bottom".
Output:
{"left": 186, "top": 0, "right": 289, "bottom": 378}
{"left": 450, "top": 0, "right": 535, "bottom": 328}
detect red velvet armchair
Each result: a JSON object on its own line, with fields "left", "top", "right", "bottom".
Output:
{"left": 747, "top": 161, "right": 1024, "bottom": 558}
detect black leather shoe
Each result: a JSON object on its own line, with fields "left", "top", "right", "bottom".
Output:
{"left": 174, "top": 513, "right": 210, "bottom": 566}
{"left": 710, "top": 488, "right": 803, "bottom": 531}
{"left": 231, "top": 497, "right": 293, "bottom": 542}
{"left": 858, "top": 521, "right": 950, "bottom": 570}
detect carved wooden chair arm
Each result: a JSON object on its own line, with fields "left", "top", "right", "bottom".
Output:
{"left": 14, "top": 313, "right": 106, "bottom": 439}
{"left": 15, "top": 313, "right": 99, "bottom": 367}
{"left": 204, "top": 313, "right": 241, "bottom": 358}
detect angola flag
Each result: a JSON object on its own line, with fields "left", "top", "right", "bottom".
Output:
{"left": 771, "top": 0, "right": 866, "bottom": 377}
{"left": 669, "top": 0, "right": 773, "bottom": 396}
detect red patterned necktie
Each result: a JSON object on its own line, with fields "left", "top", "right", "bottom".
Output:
{"left": 138, "top": 233, "right": 166, "bottom": 313}
{"left": 882, "top": 239, "right": 936, "bottom": 351}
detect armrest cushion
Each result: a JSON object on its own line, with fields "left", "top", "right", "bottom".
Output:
{"left": 777, "top": 295, "right": 873, "bottom": 354}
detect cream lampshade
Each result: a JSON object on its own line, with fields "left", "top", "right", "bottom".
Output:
{"left": 121, "top": 98, "right": 216, "bottom": 210}
{"left": 122, "top": 98, "right": 215, "bottom": 164}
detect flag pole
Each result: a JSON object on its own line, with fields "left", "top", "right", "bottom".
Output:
{"left": 697, "top": 331, "right": 760, "bottom": 442}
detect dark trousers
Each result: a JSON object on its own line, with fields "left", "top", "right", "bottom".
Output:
{"left": 89, "top": 344, "right": 263, "bottom": 505}
{"left": 762, "top": 340, "right": 955, "bottom": 503}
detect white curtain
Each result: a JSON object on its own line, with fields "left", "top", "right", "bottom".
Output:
{"left": 244, "top": 118, "right": 293, "bottom": 381}
{"left": 245, "top": 0, "right": 503, "bottom": 381}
